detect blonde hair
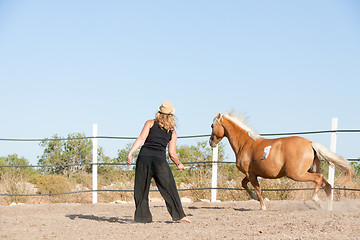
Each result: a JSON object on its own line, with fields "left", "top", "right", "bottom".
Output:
{"left": 155, "top": 112, "right": 176, "bottom": 131}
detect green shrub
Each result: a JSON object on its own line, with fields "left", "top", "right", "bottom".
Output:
{"left": 0, "top": 154, "right": 38, "bottom": 181}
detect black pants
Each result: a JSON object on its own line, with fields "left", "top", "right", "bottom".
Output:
{"left": 134, "top": 155, "right": 186, "bottom": 223}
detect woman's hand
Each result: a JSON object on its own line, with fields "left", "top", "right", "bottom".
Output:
{"left": 177, "top": 162, "right": 185, "bottom": 170}
{"left": 127, "top": 154, "right": 132, "bottom": 165}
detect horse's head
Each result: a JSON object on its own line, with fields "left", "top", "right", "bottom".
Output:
{"left": 209, "top": 113, "right": 225, "bottom": 148}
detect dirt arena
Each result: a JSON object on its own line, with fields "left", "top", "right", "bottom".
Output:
{"left": 1, "top": 199, "right": 359, "bottom": 240}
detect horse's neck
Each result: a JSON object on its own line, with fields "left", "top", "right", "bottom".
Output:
{"left": 223, "top": 118, "right": 252, "bottom": 154}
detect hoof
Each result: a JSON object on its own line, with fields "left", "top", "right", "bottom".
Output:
{"left": 250, "top": 193, "right": 259, "bottom": 201}
{"left": 327, "top": 199, "right": 333, "bottom": 211}
{"left": 312, "top": 195, "right": 321, "bottom": 208}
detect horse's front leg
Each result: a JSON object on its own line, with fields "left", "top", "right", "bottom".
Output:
{"left": 249, "top": 175, "right": 266, "bottom": 210}
{"left": 241, "top": 177, "right": 259, "bottom": 201}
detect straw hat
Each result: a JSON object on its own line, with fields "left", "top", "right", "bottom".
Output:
{"left": 158, "top": 101, "right": 175, "bottom": 114}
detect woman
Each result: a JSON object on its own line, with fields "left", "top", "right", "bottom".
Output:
{"left": 127, "top": 101, "right": 191, "bottom": 223}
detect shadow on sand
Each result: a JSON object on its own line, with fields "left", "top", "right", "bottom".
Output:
{"left": 188, "top": 206, "right": 226, "bottom": 210}
{"left": 66, "top": 214, "right": 134, "bottom": 224}
{"left": 233, "top": 207, "right": 253, "bottom": 212}
{"left": 65, "top": 214, "right": 183, "bottom": 224}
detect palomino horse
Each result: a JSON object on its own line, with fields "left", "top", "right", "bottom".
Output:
{"left": 209, "top": 112, "right": 354, "bottom": 210}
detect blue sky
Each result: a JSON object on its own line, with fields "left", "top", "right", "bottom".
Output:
{"left": 1, "top": 1, "right": 359, "bottom": 165}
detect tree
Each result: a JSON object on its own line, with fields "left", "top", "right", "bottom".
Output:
{"left": 102, "top": 142, "right": 139, "bottom": 171}
{"left": 110, "top": 140, "right": 226, "bottom": 169}
{"left": 175, "top": 140, "right": 226, "bottom": 167}
{"left": 0, "top": 154, "right": 37, "bottom": 180}
{"left": 352, "top": 160, "right": 360, "bottom": 176}
{"left": 38, "top": 133, "right": 107, "bottom": 175}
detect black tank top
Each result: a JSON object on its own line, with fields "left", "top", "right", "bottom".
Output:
{"left": 138, "top": 120, "right": 173, "bottom": 159}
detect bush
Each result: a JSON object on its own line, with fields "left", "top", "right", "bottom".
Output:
{"left": 0, "top": 154, "right": 38, "bottom": 180}
{"left": 97, "top": 168, "right": 135, "bottom": 202}
{"left": 0, "top": 154, "right": 39, "bottom": 204}
{"left": 1, "top": 172, "right": 35, "bottom": 204}
{"left": 352, "top": 162, "right": 360, "bottom": 176}
{"left": 70, "top": 172, "right": 92, "bottom": 189}
{"left": 30, "top": 174, "right": 73, "bottom": 203}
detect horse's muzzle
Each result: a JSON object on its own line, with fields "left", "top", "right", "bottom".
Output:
{"left": 209, "top": 139, "right": 217, "bottom": 148}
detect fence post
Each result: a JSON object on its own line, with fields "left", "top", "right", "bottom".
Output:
{"left": 92, "top": 123, "right": 98, "bottom": 204}
{"left": 328, "top": 117, "right": 337, "bottom": 209}
{"left": 211, "top": 145, "right": 218, "bottom": 202}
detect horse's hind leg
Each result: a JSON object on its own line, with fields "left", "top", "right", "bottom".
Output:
{"left": 322, "top": 178, "right": 333, "bottom": 210}
{"left": 248, "top": 175, "right": 266, "bottom": 210}
{"left": 242, "top": 177, "right": 259, "bottom": 201}
{"left": 289, "top": 172, "right": 324, "bottom": 208}
{"left": 307, "top": 157, "right": 333, "bottom": 209}
{"left": 312, "top": 157, "right": 333, "bottom": 210}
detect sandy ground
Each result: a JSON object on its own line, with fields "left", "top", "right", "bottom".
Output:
{"left": 1, "top": 199, "right": 360, "bottom": 240}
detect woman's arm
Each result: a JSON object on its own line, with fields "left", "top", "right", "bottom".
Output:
{"left": 168, "top": 130, "right": 184, "bottom": 170}
{"left": 127, "top": 120, "right": 154, "bottom": 165}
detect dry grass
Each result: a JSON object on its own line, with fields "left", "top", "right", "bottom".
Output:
{"left": 0, "top": 166, "right": 359, "bottom": 205}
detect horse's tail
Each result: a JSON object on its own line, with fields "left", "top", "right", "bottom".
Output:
{"left": 312, "top": 142, "right": 355, "bottom": 184}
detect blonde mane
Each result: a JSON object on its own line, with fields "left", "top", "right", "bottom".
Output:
{"left": 220, "top": 112, "right": 262, "bottom": 141}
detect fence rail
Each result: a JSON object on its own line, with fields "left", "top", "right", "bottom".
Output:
{"left": 1, "top": 158, "right": 359, "bottom": 170}
{"left": 0, "top": 157, "right": 359, "bottom": 169}
{"left": 1, "top": 187, "right": 359, "bottom": 197}
{"left": 0, "top": 129, "right": 360, "bottom": 142}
